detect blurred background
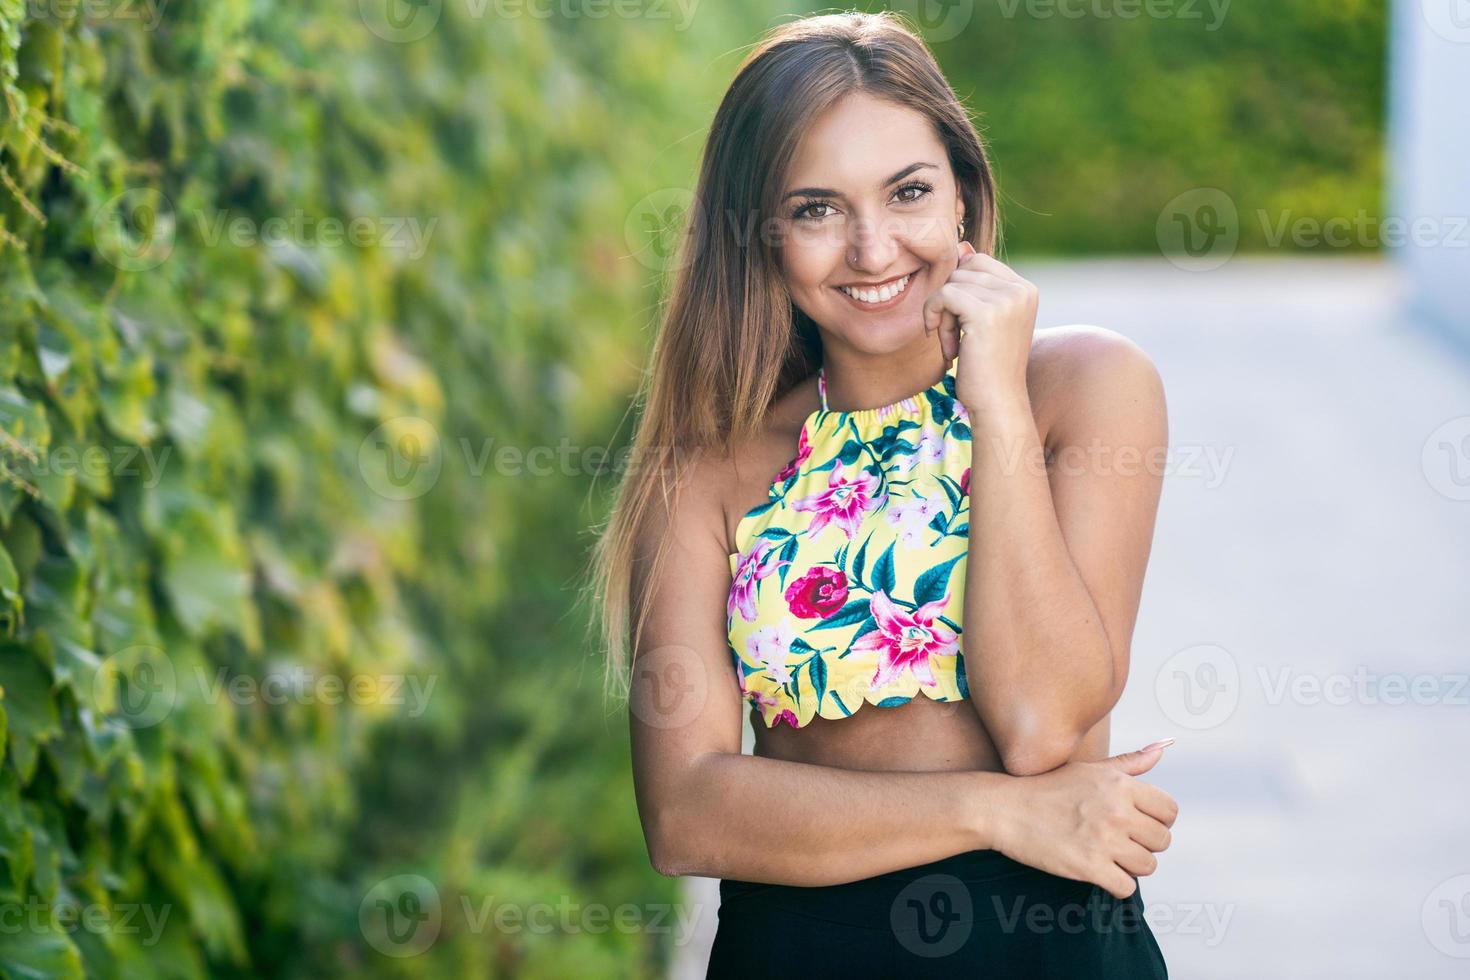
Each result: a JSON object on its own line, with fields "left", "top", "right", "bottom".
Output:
{"left": 0, "top": 0, "right": 1464, "bottom": 977}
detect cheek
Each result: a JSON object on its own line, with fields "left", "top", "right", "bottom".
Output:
{"left": 780, "top": 243, "right": 840, "bottom": 293}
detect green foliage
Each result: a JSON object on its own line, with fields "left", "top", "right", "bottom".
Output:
{"left": 0, "top": 0, "right": 764, "bottom": 974}
{"left": 908, "top": 0, "right": 1388, "bottom": 253}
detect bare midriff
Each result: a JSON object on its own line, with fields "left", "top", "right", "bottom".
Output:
{"left": 750, "top": 696, "right": 1113, "bottom": 773}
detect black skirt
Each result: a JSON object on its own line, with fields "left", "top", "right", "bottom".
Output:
{"left": 706, "top": 848, "right": 1168, "bottom": 979}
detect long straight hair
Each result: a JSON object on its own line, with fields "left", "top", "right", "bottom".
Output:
{"left": 586, "top": 10, "right": 1000, "bottom": 700}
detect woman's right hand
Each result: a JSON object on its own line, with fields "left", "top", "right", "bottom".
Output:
{"left": 989, "top": 741, "right": 1179, "bottom": 899}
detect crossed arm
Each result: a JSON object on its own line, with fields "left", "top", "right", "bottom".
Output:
{"left": 960, "top": 328, "right": 1169, "bottom": 775}
{"left": 626, "top": 327, "right": 1169, "bottom": 883}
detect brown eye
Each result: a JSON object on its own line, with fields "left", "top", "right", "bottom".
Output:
{"left": 792, "top": 200, "right": 834, "bottom": 222}
{"left": 895, "top": 181, "right": 933, "bottom": 204}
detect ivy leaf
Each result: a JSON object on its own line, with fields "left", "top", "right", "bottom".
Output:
{"left": 0, "top": 909, "right": 84, "bottom": 980}
{"left": 0, "top": 643, "right": 61, "bottom": 784}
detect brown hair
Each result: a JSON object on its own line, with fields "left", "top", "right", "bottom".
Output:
{"left": 585, "top": 9, "right": 1000, "bottom": 701}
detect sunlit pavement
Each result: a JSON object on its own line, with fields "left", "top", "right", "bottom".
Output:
{"left": 672, "top": 256, "right": 1470, "bottom": 980}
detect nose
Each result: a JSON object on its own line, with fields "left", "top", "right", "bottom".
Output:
{"left": 843, "top": 214, "right": 901, "bottom": 276}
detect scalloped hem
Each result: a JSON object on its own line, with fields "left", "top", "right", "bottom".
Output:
{"left": 753, "top": 679, "right": 968, "bottom": 730}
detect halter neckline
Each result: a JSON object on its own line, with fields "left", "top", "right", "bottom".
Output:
{"left": 815, "top": 362, "right": 956, "bottom": 416}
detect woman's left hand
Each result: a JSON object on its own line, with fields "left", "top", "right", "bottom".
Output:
{"left": 921, "top": 240, "right": 1038, "bottom": 411}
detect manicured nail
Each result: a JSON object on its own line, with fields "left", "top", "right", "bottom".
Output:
{"left": 1141, "top": 737, "right": 1176, "bottom": 751}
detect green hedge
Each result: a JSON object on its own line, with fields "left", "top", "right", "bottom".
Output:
{"left": 905, "top": 0, "right": 1387, "bottom": 254}
{"left": 0, "top": 0, "right": 774, "bottom": 975}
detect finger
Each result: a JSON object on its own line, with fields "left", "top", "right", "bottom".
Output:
{"left": 1095, "top": 865, "right": 1139, "bottom": 900}
{"left": 922, "top": 283, "right": 967, "bottom": 359}
{"left": 1132, "top": 784, "right": 1179, "bottom": 828}
{"left": 1113, "top": 840, "right": 1159, "bottom": 879}
{"left": 947, "top": 268, "right": 1029, "bottom": 292}
{"left": 958, "top": 249, "right": 1025, "bottom": 282}
{"left": 1128, "top": 813, "right": 1172, "bottom": 853}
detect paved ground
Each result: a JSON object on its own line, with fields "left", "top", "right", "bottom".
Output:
{"left": 670, "top": 255, "right": 1470, "bottom": 979}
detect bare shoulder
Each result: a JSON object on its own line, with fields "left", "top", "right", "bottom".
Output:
{"left": 1026, "top": 324, "right": 1167, "bottom": 446}
{"left": 713, "top": 373, "right": 820, "bottom": 552}
{"left": 636, "top": 371, "right": 816, "bottom": 568}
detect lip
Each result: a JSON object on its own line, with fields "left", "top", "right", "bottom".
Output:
{"left": 833, "top": 268, "right": 921, "bottom": 311}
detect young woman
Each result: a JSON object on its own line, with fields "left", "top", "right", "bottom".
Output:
{"left": 590, "top": 11, "right": 1177, "bottom": 977}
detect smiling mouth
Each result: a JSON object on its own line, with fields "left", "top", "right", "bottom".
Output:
{"left": 835, "top": 270, "right": 919, "bottom": 308}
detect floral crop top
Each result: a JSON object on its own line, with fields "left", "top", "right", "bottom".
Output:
{"left": 726, "top": 360, "right": 973, "bottom": 729}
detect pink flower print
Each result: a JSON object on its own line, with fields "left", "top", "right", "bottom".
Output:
{"left": 774, "top": 425, "right": 813, "bottom": 484}
{"left": 791, "top": 461, "right": 881, "bottom": 541}
{"left": 894, "top": 423, "right": 946, "bottom": 476}
{"left": 729, "top": 537, "right": 790, "bottom": 623}
{"left": 772, "top": 708, "right": 800, "bottom": 728}
{"left": 746, "top": 617, "right": 797, "bottom": 685}
{"left": 877, "top": 396, "right": 921, "bottom": 424}
{"left": 960, "top": 466, "right": 970, "bottom": 497}
{"left": 850, "top": 589, "right": 959, "bottom": 690}
{"left": 784, "top": 566, "right": 850, "bottom": 619}
{"left": 734, "top": 666, "right": 778, "bottom": 710}
{"left": 886, "top": 493, "right": 944, "bottom": 548}
{"left": 954, "top": 399, "right": 970, "bottom": 424}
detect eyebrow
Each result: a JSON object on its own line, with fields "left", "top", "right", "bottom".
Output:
{"left": 783, "top": 161, "right": 938, "bottom": 201}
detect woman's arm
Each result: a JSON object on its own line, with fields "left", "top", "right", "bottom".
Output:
{"left": 961, "top": 327, "right": 1168, "bottom": 775}
{"left": 626, "top": 453, "right": 1001, "bottom": 885}
{"left": 626, "top": 451, "right": 1174, "bottom": 894}
{"left": 924, "top": 248, "right": 1168, "bottom": 776}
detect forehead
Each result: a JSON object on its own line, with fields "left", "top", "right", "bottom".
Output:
{"left": 783, "top": 93, "right": 945, "bottom": 190}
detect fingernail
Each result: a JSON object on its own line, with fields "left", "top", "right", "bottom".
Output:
{"left": 1140, "top": 737, "right": 1176, "bottom": 751}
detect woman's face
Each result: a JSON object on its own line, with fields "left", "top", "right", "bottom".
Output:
{"left": 776, "top": 92, "right": 966, "bottom": 357}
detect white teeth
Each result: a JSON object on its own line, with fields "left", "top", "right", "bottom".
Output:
{"left": 840, "top": 273, "right": 911, "bottom": 304}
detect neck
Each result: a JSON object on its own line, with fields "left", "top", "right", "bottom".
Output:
{"left": 820, "top": 343, "right": 950, "bottom": 412}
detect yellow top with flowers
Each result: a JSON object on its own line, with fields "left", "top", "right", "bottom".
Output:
{"left": 726, "top": 360, "right": 973, "bottom": 729}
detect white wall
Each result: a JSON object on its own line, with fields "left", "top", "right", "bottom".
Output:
{"left": 1388, "top": 0, "right": 1470, "bottom": 344}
